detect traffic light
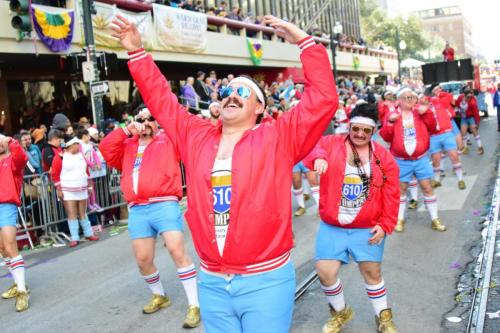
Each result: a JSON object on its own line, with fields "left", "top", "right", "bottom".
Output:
{"left": 10, "top": 0, "right": 32, "bottom": 40}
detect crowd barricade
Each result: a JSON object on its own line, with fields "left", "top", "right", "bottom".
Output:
{"left": 17, "top": 163, "right": 188, "bottom": 250}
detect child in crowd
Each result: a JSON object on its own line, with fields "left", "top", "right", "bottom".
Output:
{"left": 77, "top": 128, "right": 104, "bottom": 213}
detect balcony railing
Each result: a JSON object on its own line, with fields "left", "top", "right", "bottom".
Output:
{"left": 95, "top": 0, "right": 396, "bottom": 60}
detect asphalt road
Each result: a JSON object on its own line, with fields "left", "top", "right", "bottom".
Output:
{"left": 0, "top": 116, "right": 498, "bottom": 333}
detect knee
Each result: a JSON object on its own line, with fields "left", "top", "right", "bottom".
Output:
{"left": 316, "top": 264, "right": 338, "bottom": 286}
{"left": 136, "top": 254, "right": 154, "bottom": 269}
{"left": 362, "top": 268, "right": 382, "bottom": 282}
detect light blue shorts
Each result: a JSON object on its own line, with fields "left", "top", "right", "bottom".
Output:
{"left": 461, "top": 117, "right": 476, "bottom": 127}
{"left": 0, "top": 203, "right": 18, "bottom": 228}
{"left": 451, "top": 120, "right": 460, "bottom": 136}
{"left": 315, "top": 222, "right": 385, "bottom": 264}
{"left": 128, "top": 201, "right": 183, "bottom": 240}
{"left": 293, "top": 161, "right": 310, "bottom": 174}
{"left": 198, "top": 261, "right": 295, "bottom": 333}
{"left": 430, "top": 131, "right": 458, "bottom": 154}
{"left": 396, "top": 155, "right": 434, "bottom": 183}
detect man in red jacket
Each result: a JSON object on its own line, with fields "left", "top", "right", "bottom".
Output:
{"left": 380, "top": 88, "right": 446, "bottom": 233}
{"left": 442, "top": 42, "right": 455, "bottom": 62}
{"left": 304, "top": 103, "right": 399, "bottom": 333}
{"left": 111, "top": 14, "right": 337, "bottom": 332}
{"left": 99, "top": 107, "right": 200, "bottom": 328}
{"left": 456, "top": 87, "right": 484, "bottom": 155}
{"left": 0, "top": 135, "right": 29, "bottom": 312}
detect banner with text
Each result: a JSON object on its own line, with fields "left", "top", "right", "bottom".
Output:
{"left": 152, "top": 4, "right": 207, "bottom": 53}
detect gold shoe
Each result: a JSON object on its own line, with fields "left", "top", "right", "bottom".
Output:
{"left": 458, "top": 180, "right": 466, "bottom": 190}
{"left": 376, "top": 308, "right": 398, "bottom": 333}
{"left": 461, "top": 146, "right": 469, "bottom": 155}
{"left": 394, "top": 219, "right": 405, "bottom": 232}
{"left": 407, "top": 199, "right": 418, "bottom": 210}
{"left": 15, "top": 291, "right": 29, "bottom": 312}
{"left": 294, "top": 207, "right": 306, "bottom": 216}
{"left": 304, "top": 193, "right": 310, "bottom": 201}
{"left": 2, "top": 283, "right": 18, "bottom": 299}
{"left": 431, "top": 180, "right": 441, "bottom": 188}
{"left": 182, "top": 305, "right": 201, "bottom": 328}
{"left": 322, "top": 305, "right": 354, "bottom": 333}
{"left": 142, "top": 294, "right": 171, "bottom": 314}
{"left": 431, "top": 218, "right": 447, "bottom": 232}
{"left": 477, "top": 147, "right": 484, "bottom": 155}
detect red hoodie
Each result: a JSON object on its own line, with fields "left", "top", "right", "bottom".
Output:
{"left": 0, "top": 139, "right": 28, "bottom": 206}
{"left": 455, "top": 94, "right": 480, "bottom": 125}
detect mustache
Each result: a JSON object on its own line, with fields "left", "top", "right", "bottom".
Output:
{"left": 223, "top": 97, "right": 243, "bottom": 109}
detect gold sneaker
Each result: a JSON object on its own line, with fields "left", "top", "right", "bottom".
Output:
{"left": 458, "top": 180, "right": 466, "bottom": 190}
{"left": 294, "top": 207, "right": 306, "bottom": 217}
{"left": 142, "top": 294, "right": 171, "bottom": 314}
{"left": 477, "top": 147, "right": 484, "bottom": 155}
{"left": 182, "top": 305, "right": 201, "bottom": 328}
{"left": 407, "top": 199, "right": 418, "bottom": 210}
{"left": 322, "top": 305, "right": 354, "bottom": 333}
{"left": 304, "top": 193, "right": 310, "bottom": 201}
{"left": 15, "top": 291, "right": 29, "bottom": 312}
{"left": 394, "top": 219, "right": 405, "bottom": 233}
{"left": 431, "top": 180, "right": 441, "bottom": 188}
{"left": 431, "top": 218, "right": 447, "bottom": 232}
{"left": 461, "top": 146, "right": 469, "bottom": 155}
{"left": 376, "top": 308, "right": 398, "bottom": 333}
{"left": 2, "top": 283, "right": 18, "bottom": 299}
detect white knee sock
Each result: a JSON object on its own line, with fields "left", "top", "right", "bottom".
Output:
{"left": 366, "top": 280, "right": 388, "bottom": 317}
{"left": 9, "top": 255, "right": 26, "bottom": 292}
{"left": 424, "top": 195, "right": 439, "bottom": 220}
{"left": 453, "top": 163, "right": 464, "bottom": 181}
{"left": 433, "top": 167, "right": 441, "bottom": 182}
{"left": 321, "top": 280, "right": 346, "bottom": 312}
{"left": 408, "top": 180, "right": 418, "bottom": 201}
{"left": 143, "top": 270, "right": 165, "bottom": 296}
{"left": 310, "top": 186, "right": 320, "bottom": 208}
{"left": 475, "top": 135, "right": 483, "bottom": 148}
{"left": 177, "top": 264, "right": 199, "bottom": 306}
{"left": 292, "top": 187, "right": 305, "bottom": 208}
{"left": 398, "top": 196, "right": 407, "bottom": 220}
{"left": 439, "top": 158, "right": 445, "bottom": 172}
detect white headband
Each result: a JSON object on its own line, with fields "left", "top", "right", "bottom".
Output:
{"left": 228, "top": 77, "right": 265, "bottom": 105}
{"left": 397, "top": 87, "right": 417, "bottom": 98}
{"left": 350, "top": 116, "right": 376, "bottom": 128}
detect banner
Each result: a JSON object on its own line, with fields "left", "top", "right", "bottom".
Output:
{"left": 152, "top": 4, "right": 207, "bottom": 53}
{"left": 90, "top": 2, "right": 153, "bottom": 49}
{"left": 246, "top": 38, "right": 263, "bottom": 65}
{"left": 31, "top": 4, "right": 74, "bottom": 52}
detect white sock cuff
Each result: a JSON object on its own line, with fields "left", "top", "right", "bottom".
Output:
{"left": 292, "top": 187, "right": 304, "bottom": 194}
{"left": 321, "top": 279, "right": 341, "bottom": 290}
{"left": 365, "top": 279, "right": 385, "bottom": 290}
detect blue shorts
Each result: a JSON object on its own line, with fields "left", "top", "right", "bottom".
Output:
{"left": 430, "top": 131, "right": 458, "bottom": 154}
{"left": 128, "top": 201, "right": 183, "bottom": 240}
{"left": 396, "top": 155, "right": 434, "bottom": 183}
{"left": 315, "top": 222, "right": 385, "bottom": 264}
{"left": 198, "top": 261, "right": 295, "bottom": 333}
{"left": 293, "top": 161, "right": 310, "bottom": 174}
{"left": 461, "top": 117, "right": 476, "bottom": 126}
{"left": 0, "top": 203, "right": 18, "bottom": 228}
{"left": 451, "top": 120, "right": 460, "bottom": 136}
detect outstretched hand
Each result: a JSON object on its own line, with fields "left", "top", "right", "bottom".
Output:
{"left": 110, "top": 14, "right": 143, "bottom": 51}
{"left": 263, "top": 16, "right": 309, "bottom": 44}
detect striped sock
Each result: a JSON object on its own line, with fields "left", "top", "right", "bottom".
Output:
{"left": 474, "top": 135, "right": 482, "bottom": 148}
{"left": 321, "top": 280, "right": 345, "bottom": 312}
{"left": 398, "top": 196, "right": 407, "bottom": 220}
{"left": 453, "top": 163, "right": 464, "bottom": 181}
{"left": 9, "top": 255, "right": 26, "bottom": 292}
{"left": 310, "top": 186, "right": 320, "bottom": 208}
{"left": 177, "top": 264, "right": 199, "bottom": 306}
{"left": 424, "top": 195, "right": 439, "bottom": 220}
{"left": 408, "top": 180, "right": 418, "bottom": 201}
{"left": 366, "top": 280, "right": 388, "bottom": 317}
{"left": 143, "top": 271, "right": 164, "bottom": 296}
{"left": 292, "top": 187, "right": 305, "bottom": 208}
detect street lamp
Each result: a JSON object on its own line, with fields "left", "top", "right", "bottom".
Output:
{"left": 396, "top": 15, "right": 408, "bottom": 82}
{"left": 330, "top": 21, "right": 343, "bottom": 80}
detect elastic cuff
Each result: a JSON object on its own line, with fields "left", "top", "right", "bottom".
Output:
{"left": 297, "top": 36, "right": 315, "bottom": 51}
{"left": 128, "top": 47, "right": 147, "bottom": 62}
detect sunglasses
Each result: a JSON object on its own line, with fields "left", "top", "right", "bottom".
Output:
{"left": 135, "top": 116, "right": 155, "bottom": 123}
{"left": 351, "top": 126, "right": 373, "bottom": 135}
{"left": 221, "top": 86, "right": 251, "bottom": 99}
{"left": 401, "top": 95, "right": 417, "bottom": 101}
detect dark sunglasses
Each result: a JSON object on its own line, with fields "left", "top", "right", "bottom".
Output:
{"left": 221, "top": 86, "right": 251, "bottom": 99}
{"left": 351, "top": 126, "right": 373, "bottom": 135}
{"left": 135, "top": 116, "right": 155, "bottom": 123}
{"left": 401, "top": 95, "right": 417, "bottom": 101}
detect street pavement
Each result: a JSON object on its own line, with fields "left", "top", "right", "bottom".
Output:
{"left": 0, "top": 116, "right": 498, "bottom": 333}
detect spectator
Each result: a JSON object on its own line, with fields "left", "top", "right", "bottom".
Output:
{"left": 31, "top": 127, "right": 46, "bottom": 151}
{"left": 216, "top": 0, "right": 227, "bottom": 16}
{"left": 476, "top": 85, "right": 489, "bottom": 117}
{"left": 194, "top": 0, "right": 204, "bottom": 12}
{"left": 51, "top": 113, "right": 73, "bottom": 136}
{"left": 19, "top": 130, "right": 42, "bottom": 174}
{"left": 493, "top": 83, "right": 500, "bottom": 131}
{"left": 442, "top": 42, "right": 455, "bottom": 62}
{"left": 87, "top": 127, "right": 101, "bottom": 145}
{"left": 119, "top": 110, "right": 133, "bottom": 128}
{"left": 181, "top": 77, "right": 199, "bottom": 111}
{"left": 205, "top": 77, "right": 215, "bottom": 97}
{"left": 41, "top": 129, "right": 64, "bottom": 172}
{"left": 77, "top": 128, "right": 103, "bottom": 213}
{"left": 193, "top": 71, "right": 210, "bottom": 109}
{"left": 208, "top": 102, "right": 221, "bottom": 125}
{"left": 183, "top": 0, "right": 196, "bottom": 11}
{"left": 79, "top": 117, "right": 91, "bottom": 129}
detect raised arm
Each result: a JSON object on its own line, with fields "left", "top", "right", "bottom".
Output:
{"left": 8, "top": 138, "right": 28, "bottom": 175}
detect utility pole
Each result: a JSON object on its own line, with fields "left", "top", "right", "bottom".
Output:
{"left": 81, "top": 0, "right": 104, "bottom": 130}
